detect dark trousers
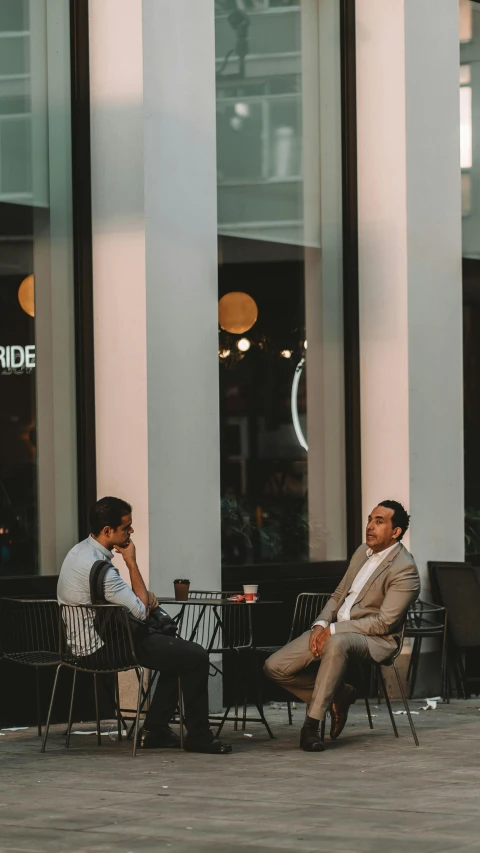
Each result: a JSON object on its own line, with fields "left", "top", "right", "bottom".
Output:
{"left": 134, "top": 631, "right": 210, "bottom": 739}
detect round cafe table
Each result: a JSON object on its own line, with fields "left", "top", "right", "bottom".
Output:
{"left": 155, "top": 595, "right": 282, "bottom": 737}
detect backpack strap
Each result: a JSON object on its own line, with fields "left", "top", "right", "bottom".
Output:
{"left": 89, "top": 559, "right": 113, "bottom": 604}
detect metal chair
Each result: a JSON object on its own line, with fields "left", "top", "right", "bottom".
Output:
{"left": 405, "top": 599, "right": 448, "bottom": 700}
{"left": 257, "top": 592, "right": 418, "bottom": 745}
{"left": 41, "top": 603, "right": 145, "bottom": 757}
{"left": 433, "top": 563, "right": 480, "bottom": 698}
{"left": 0, "top": 598, "right": 60, "bottom": 736}
{"left": 257, "top": 592, "right": 331, "bottom": 725}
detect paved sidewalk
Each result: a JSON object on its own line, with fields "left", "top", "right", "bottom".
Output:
{"left": 0, "top": 699, "right": 479, "bottom": 853}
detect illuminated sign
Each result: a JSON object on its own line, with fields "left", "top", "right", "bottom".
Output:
{"left": 0, "top": 345, "right": 36, "bottom": 375}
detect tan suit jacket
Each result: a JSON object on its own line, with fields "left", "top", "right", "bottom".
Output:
{"left": 315, "top": 542, "right": 421, "bottom": 662}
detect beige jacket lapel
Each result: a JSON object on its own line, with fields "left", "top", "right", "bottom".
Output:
{"left": 353, "top": 542, "right": 403, "bottom": 605}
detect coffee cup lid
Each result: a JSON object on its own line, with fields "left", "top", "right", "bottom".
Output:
{"left": 174, "top": 579, "right": 190, "bottom": 584}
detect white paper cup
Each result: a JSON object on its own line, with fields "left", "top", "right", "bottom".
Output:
{"left": 243, "top": 584, "right": 258, "bottom": 603}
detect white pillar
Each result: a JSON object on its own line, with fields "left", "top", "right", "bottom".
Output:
{"left": 356, "top": 0, "right": 464, "bottom": 585}
{"left": 89, "top": 0, "right": 150, "bottom": 582}
{"left": 142, "top": 0, "right": 221, "bottom": 596}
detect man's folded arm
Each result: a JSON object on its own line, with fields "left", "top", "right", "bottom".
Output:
{"left": 332, "top": 564, "right": 420, "bottom": 637}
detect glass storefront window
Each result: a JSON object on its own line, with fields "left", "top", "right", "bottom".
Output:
{"left": 460, "top": 2, "right": 480, "bottom": 555}
{"left": 0, "top": 0, "right": 77, "bottom": 575}
{"left": 215, "top": 0, "right": 346, "bottom": 565}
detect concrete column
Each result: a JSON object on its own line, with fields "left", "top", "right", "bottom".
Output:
{"left": 142, "top": 1, "right": 221, "bottom": 596}
{"left": 356, "top": 0, "right": 464, "bottom": 585}
{"left": 89, "top": 0, "right": 150, "bottom": 582}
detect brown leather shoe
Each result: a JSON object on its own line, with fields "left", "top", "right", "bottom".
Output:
{"left": 330, "top": 683, "right": 357, "bottom": 740}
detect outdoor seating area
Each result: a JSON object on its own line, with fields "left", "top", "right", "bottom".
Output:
{"left": 1, "top": 565, "right": 479, "bottom": 853}
{"left": 0, "top": 573, "right": 475, "bottom": 756}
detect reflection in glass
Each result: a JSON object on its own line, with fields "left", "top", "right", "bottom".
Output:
{"left": 461, "top": 2, "right": 480, "bottom": 553}
{"left": 0, "top": 0, "right": 76, "bottom": 574}
{"left": 215, "top": 0, "right": 346, "bottom": 566}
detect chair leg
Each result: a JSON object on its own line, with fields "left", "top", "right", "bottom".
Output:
{"left": 378, "top": 666, "right": 399, "bottom": 738}
{"left": 441, "top": 618, "right": 449, "bottom": 704}
{"left": 35, "top": 667, "right": 42, "bottom": 737}
{"left": 364, "top": 696, "right": 374, "bottom": 730}
{"left": 233, "top": 651, "right": 240, "bottom": 731}
{"left": 215, "top": 703, "right": 232, "bottom": 738}
{"left": 359, "top": 666, "right": 373, "bottom": 729}
{"left": 251, "top": 650, "right": 275, "bottom": 739}
{"left": 393, "top": 662, "right": 419, "bottom": 746}
{"left": 65, "top": 670, "right": 77, "bottom": 748}
{"left": 242, "top": 694, "right": 248, "bottom": 731}
{"left": 320, "top": 716, "right": 326, "bottom": 743}
{"left": 114, "top": 674, "right": 123, "bottom": 741}
{"left": 409, "top": 637, "right": 422, "bottom": 700}
{"left": 93, "top": 673, "right": 101, "bottom": 746}
{"left": 178, "top": 677, "right": 184, "bottom": 749}
{"left": 406, "top": 638, "right": 415, "bottom": 683}
{"left": 132, "top": 667, "right": 144, "bottom": 757}
{"left": 287, "top": 700, "right": 293, "bottom": 725}
{"left": 41, "top": 664, "right": 62, "bottom": 753}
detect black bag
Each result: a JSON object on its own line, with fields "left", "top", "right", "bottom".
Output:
{"left": 89, "top": 560, "right": 177, "bottom": 638}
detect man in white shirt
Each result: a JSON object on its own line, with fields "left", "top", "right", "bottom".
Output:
{"left": 264, "top": 500, "right": 420, "bottom": 752}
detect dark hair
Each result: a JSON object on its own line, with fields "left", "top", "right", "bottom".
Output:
{"left": 89, "top": 497, "right": 132, "bottom": 536}
{"left": 378, "top": 500, "right": 410, "bottom": 541}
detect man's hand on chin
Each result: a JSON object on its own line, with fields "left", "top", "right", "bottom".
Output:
{"left": 310, "top": 625, "right": 331, "bottom": 658}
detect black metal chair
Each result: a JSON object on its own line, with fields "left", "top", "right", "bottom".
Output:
{"left": 405, "top": 599, "right": 448, "bottom": 700}
{"left": 41, "top": 604, "right": 146, "bottom": 757}
{"left": 433, "top": 563, "right": 480, "bottom": 698}
{"left": 256, "top": 592, "right": 331, "bottom": 725}
{"left": 0, "top": 598, "right": 60, "bottom": 736}
{"left": 257, "top": 592, "right": 418, "bottom": 745}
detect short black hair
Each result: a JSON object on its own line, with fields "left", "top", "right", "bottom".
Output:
{"left": 89, "top": 497, "right": 132, "bottom": 536}
{"left": 378, "top": 500, "right": 410, "bottom": 541}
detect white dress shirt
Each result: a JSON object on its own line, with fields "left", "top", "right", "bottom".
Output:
{"left": 314, "top": 542, "right": 398, "bottom": 635}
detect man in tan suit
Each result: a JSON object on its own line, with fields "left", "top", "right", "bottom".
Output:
{"left": 264, "top": 500, "right": 420, "bottom": 752}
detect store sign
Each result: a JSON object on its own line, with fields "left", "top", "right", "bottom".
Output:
{"left": 0, "top": 345, "right": 36, "bottom": 375}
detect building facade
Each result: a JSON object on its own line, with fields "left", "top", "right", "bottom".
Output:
{"left": 0, "top": 0, "right": 470, "bottom": 609}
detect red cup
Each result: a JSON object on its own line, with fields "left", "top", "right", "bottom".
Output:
{"left": 243, "top": 584, "right": 258, "bottom": 603}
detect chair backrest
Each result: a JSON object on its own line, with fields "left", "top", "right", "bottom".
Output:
{"left": 406, "top": 598, "right": 446, "bottom": 631}
{"left": 428, "top": 561, "right": 467, "bottom": 606}
{"left": 289, "top": 593, "right": 331, "bottom": 641}
{"left": 434, "top": 563, "right": 480, "bottom": 648}
{"left": 0, "top": 598, "right": 60, "bottom": 663}
{"left": 176, "top": 602, "right": 252, "bottom": 651}
{"left": 60, "top": 604, "right": 138, "bottom": 672}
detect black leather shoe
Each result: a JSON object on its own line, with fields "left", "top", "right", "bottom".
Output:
{"left": 184, "top": 731, "right": 232, "bottom": 754}
{"left": 136, "top": 726, "right": 181, "bottom": 749}
{"left": 300, "top": 726, "right": 325, "bottom": 752}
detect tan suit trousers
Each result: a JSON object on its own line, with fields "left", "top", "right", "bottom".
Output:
{"left": 264, "top": 630, "right": 371, "bottom": 721}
